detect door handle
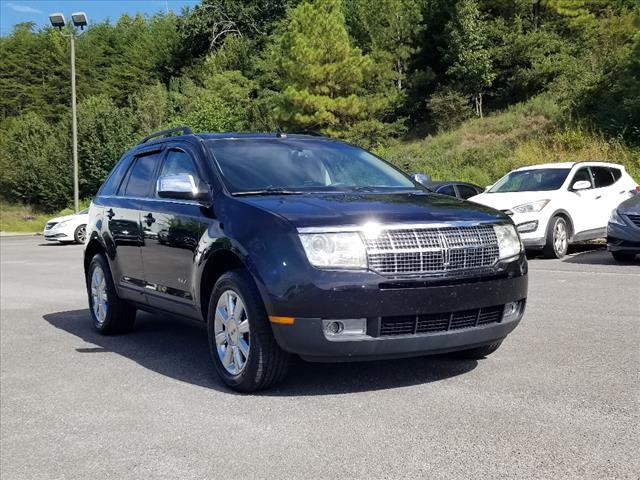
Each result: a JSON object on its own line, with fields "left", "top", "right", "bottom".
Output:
{"left": 595, "top": 195, "right": 602, "bottom": 200}
{"left": 143, "top": 213, "right": 155, "bottom": 226}
{"left": 106, "top": 208, "right": 115, "bottom": 220}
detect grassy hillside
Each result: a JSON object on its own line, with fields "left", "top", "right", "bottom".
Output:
{"left": 378, "top": 97, "right": 640, "bottom": 187}
{"left": 0, "top": 202, "right": 79, "bottom": 233}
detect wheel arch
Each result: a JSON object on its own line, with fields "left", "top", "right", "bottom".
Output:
{"left": 199, "top": 249, "right": 251, "bottom": 323}
{"left": 550, "top": 209, "right": 574, "bottom": 239}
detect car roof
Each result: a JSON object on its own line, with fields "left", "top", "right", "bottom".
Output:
{"left": 429, "top": 181, "right": 481, "bottom": 188}
{"left": 515, "top": 161, "right": 624, "bottom": 171}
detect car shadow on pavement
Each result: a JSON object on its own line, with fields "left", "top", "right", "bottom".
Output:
{"left": 562, "top": 249, "right": 638, "bottom": 266}
{"left": 43, "top": 309, "right": 478, "bottom": 396}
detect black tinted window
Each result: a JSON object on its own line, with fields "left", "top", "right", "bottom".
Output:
{"left": 571, "top": 168, "right": 593, "bottom": 189}
{"left": 99, "top": 156, "right": 131, "bottom": 196}
{"left": 610, "top": 168, "right": 622, "bottom": 182}
{"left": 457, "top": 185, "right": 479, "bottom": 199}
{"left": 160, "top": 149, "right": 199, "bottom": 179}
{"left": 123, "top": 154, "right": 157, "bottom": 197}
{"left": 591, "top": 167, "right": 614, "bottom": 188}
{"left": 437, "top": 185, "right": 456, "bottom": 197}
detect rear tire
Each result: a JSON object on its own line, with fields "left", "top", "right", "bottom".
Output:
{"left": 207, "top": 269, "right": 290, "bottom": 392}
{"left": 452, "top": 341, "right": 503, "bottom": 360}
{"left": 543, "top": 216, "right": 569, "bottom": 259}
{"left": 87, "top": 254, "right": 136, "bottom": 334}
{"left": 611, "top": 251, "right": 636, "bottom": 262}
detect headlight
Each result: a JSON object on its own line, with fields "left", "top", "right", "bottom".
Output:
{"left": 56, "top": 220, "right": 70, "bottom": 227}
{"left": 493, "top": 224, "right": 522, "bottom": 260}
{"left": 512, "top": 199, "right": 550, "bottom": 214}
{"left": 299, "top": 232, "right": 367, "bottom": 269}
{"left": 609, "top": 209, "right": 626, "bottom": 226}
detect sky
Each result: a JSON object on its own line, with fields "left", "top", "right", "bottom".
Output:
{"left": 0, "top": 0, "right": 200, "bottom": 36}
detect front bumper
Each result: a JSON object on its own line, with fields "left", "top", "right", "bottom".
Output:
{"left": 607, "top": 221, "right": 640, "bottom": 253}
{"left": 43, "top": 230, "right": 72, "bottom": 241}
{"left": 269, "top": 255, "right": 528, "bottom": 361}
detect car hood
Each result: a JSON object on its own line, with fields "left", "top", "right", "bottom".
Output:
{"left": 47, "top": 213, "right": 88, "bottom": 224}
{"left": 470, "top": 191, "right": 554, "bottom": 210}
{"left": 617, "top": 194, "right": 640, "bottom": 215}
{"left": 237, "top": 192, "right": 506, "bottom": 229}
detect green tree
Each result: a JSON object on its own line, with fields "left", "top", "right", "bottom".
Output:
{"left": 76, "top": 96, "right": 134, "bottom": 197}
{"left": 346, "top": 0, "right": 423, "bottom": 92}
{"left": 267, "top": 0, "right": 400, "bottom": 144}
{"left": 0, "top": 112, "right": 70, "bottom": 210}
{"left": 444, "top": 0, "right": 495, "bottom": 118}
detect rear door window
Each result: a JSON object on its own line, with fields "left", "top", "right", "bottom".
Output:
{"left": 457, "top": 184, "right": 479, "bottom": 199}
{"left": 437, "top": 185, "right": 456, "bottom": 197}
{"left": 610, "top": 168, "right": 622, "bottom": 182}
{"left": 591, "top": 167, "right": 615, "bottom": 188}
{"left": 122, "top": 153, "right": 160, "bottom": 198}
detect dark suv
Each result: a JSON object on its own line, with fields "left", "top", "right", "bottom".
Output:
{"left": 84, "top": 127, "right": 528, "bottom": 391}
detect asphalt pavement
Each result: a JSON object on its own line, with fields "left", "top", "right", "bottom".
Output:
{"left": 1, "top": 236, "right": 638, "bottom": 479}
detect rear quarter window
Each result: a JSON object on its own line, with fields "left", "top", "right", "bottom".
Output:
{"left": 98, "top": 155, "right": 132, "bottom": 196}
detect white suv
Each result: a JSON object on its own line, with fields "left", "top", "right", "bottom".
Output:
{"left": 470, "top": 162, "right": 638, "bottom": 258}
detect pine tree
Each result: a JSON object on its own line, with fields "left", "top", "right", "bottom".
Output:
{"left": 268, "top": 0, "right": 397, "bottom": 142}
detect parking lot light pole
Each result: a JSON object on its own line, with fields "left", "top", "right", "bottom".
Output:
{"left": 49, "top": 12, "right": 88, "bottom": 214}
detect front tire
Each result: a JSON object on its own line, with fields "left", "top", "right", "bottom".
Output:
{"left": 74, "top": 224, "right": 87, "bottom": 244}
{"left": 452, "top": 341, "right": 503, "bottom": 360}
{"left": 207, "top": 270, "right": 290, "bottom": 392}
{"left": 87, "top": 254, "right": 136, "bottom": 334}
{"left": 543, "top": 216, "right": 569, "bottom": 259}
{"left": 611, "top": 251, "right": 636, "bottom": 262}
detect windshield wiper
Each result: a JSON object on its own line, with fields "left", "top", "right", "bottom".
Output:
{"left": 232, "top": 187, "right": 305, "bottom": 196}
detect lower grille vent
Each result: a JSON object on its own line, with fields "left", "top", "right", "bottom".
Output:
{"left": 378, "top": 305, "right": 504, "bottom": 337}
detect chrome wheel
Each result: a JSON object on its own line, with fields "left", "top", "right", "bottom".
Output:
{"left": 553, "top": 220, "right": 568, "bottom": 257}
{"left": 90, "top": 265, "right": 108, "bottom": 325}
{"left": 213, "top": 290, "right": 250, "bottom": 375}
{"left": 76, "top": 225, "right": 87, "bottom": 243}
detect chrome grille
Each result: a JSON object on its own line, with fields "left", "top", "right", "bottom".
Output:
{"left": 364, "top": 225, "right": 499, "bottom": 277}
{"left": 625, "top": 214, "right": 640, "bottom": 228}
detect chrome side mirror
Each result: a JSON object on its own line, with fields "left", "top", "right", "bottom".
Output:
{"left": 571, "top": 180, "right": 591, "bottom": 191}
{"left": 412, "top": 173, "right": 431, "bottom": 187}
{"left": 157, "top": 173, "right": 208, "bottom": 201}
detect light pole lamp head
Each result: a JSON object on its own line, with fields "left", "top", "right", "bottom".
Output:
{"left": 49, "top": 13, "right": 66, "bottom": 29}
{"left": 71, "top": 12, "right": 88, "bottom": 30}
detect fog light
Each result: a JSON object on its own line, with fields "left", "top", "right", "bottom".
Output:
{"left": 503, "top": 301, "right": 522, "bottom": 321}
{"left": 517, "top": 221, "right": 538, "bottom": 233}
{"left": 322, "top": 318, "right": 367, "bottom": 341}
{"left": 325, "top": 321, "right": 343, "bottom": 335}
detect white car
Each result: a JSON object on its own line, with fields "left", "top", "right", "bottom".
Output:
{"left": 43, "top": 209, "right": 89, "bottom": 244}
{"left": 470, "top": 162, "right": 638, "bottom": 258}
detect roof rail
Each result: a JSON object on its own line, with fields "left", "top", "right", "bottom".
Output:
{"left": 138, "top": 126, "right": 193, "bottom": 145}
{"left": 291, "top": 130, "right": 325, "bottom": 137}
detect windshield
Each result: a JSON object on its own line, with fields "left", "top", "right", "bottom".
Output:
{"left": 206, "top": 139, "right": 417, "bottom": 194}
{"left": 489, "top": 168, "right": 570, "bottom": 193}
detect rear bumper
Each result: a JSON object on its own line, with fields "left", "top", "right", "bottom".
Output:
{"left": 270, "top": 258, "right": 528, "bottom": 361}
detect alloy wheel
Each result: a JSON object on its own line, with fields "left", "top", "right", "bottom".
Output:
{"left": 553, "top": 220, "right": 568, "bottom": 257}
{"left": 213, "top": 290, "right": 250, "bottom": 375}
{"left": 90, "top": 265, "right": 108, "bottom": 325}
{"left": 77, "top": 225, "right": 87, "bottom": 243}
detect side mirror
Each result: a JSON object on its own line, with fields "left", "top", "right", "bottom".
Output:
{"left": 572, "top": 180, "right": 591, "bottom": 191}
{"left": 157, "top": 173, "right": 209, "bottom": 202}
{"left": 412, "top": 173, "right": 431, "bottom": 187}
